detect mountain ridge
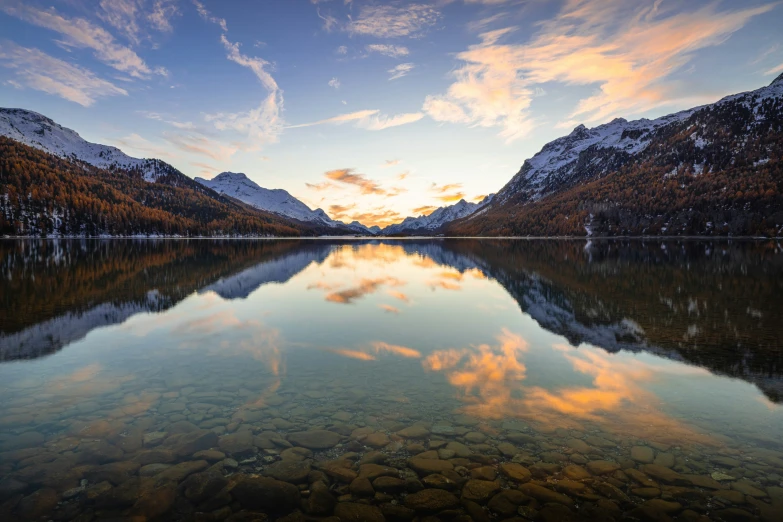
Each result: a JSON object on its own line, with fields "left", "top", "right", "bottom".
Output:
{"left": 447, "top": 77, "right": 783, "bottom": 237}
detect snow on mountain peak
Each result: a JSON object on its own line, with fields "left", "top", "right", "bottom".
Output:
{"left": 772, "top": 72, "right": 783, "bottom": 87}
{"left": 0, "top": 107, "right": 165, "bottom": 182}
{"left": 196, "top": 171, "right": 357, "bottom": 229}
{"left": 382, "top": 194, "right": 494, "bottom": 234}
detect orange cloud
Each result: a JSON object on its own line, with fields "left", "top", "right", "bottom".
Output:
{"left": 306, "top": 181, "right": 337, "bottom": 191}
{"left": 397, "top": 171, "right": 409, "bottom": 180}
{"left": 387, "top": 290, "right": 410, "bottom": 302}
{"left": 413, "top": 205, "right": 438, "bottom": 216}
{"left": 325, "top": 168, "right": 385, "bottom": 195}
{"left": 379, "top": 304, "right": 400, "bottom": 314}
{"left": 329, "top": 349, "right": 377, "bottom": 361}
{"left": 325, "top": 276, "right": 403, "bottom": 304}
{"left": 371, "top": 341, "right": 421, "bottom": 358}
{"left": 471, "top": 194, "right": 488, "bottom": 203}
{"left": 437, "top": 192, "right": 466, "bottom": 203}
{"left": 430, "top": 182, "right": 463, "bottom": 193}
{"left": 423, "top": 1, "right": 774, "bottom": 140}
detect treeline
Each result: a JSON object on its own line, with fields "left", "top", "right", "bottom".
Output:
{"left": 0, "top": 137, "right": 303, "bottom": 237}
{"left": 448, "top": 86, "right": 783, "bottom": 237}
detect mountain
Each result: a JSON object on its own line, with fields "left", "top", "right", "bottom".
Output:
{"left": 448, "top": 76, "right": 783, "bottom": 237}
{"left": 196, "top": 172, "right": 377, "bottom": 235}
{"left": 0, "top": 136, "right": 312, "bottom": 237}
{"left": 383, "top": 195, "right": 494, "bottom": 235}
{"left": 197, "top": 172, "right": 333, "bottom": 226}
{"left": 0, "top": 108, "right": 178, "bottom": 183}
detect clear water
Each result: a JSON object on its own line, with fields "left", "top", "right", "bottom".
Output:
{"left": 1, "top": 239, "right": 782, "bottom": 521}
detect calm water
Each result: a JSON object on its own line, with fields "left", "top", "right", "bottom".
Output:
{"left": 1, "top": 239, "right": 782, "bottom": 521}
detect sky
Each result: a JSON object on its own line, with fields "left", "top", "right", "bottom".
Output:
{"left": 1, "top": 0, "right": 782, "bottom": 228}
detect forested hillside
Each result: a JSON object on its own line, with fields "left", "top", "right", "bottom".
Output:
{"left": 0, "top": 137, "right": 305, "bottom": 237}
{"left": 448, "top": 76, "right": 783, "bottom": 237}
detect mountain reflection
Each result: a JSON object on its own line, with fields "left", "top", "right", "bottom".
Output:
{"left": 2, "top": 238, "right": 782, "bottom": 406}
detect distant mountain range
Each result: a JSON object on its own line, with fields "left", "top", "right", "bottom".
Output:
{"left": 2, "top": 74, "right": 781, "bottom": 237}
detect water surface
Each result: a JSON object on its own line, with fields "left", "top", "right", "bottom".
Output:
{"left": 1, "top": 239, "right": 782, "bottom": 521}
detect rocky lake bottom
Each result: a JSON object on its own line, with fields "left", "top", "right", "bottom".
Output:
{"left": 1, "top": 239, "right": 782, "bottom": 521}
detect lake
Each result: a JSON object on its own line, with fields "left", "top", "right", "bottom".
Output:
{"left": 1, "top": 239, "right": 782, "bottom": 521}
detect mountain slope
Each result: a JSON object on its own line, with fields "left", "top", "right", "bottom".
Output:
{"left": 1, "top": 108, "right": 170, "bottom": 183}
{"left": 383, "top": 195, "right": 494, "bottom": 235}
{"left": 448, "top": 76, "right": 783, "bottom": 237}
{"left": 197, "top": 172, "right": 334, "bottom": 225}
{"left": 0, "top": 137, "right": 304, "bottom": 237}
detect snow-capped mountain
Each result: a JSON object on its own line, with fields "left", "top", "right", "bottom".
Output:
{"left": 0, "top": 108, "right": 171, "bottom": 182}
{"left": 491, "top": 73, "right": 783, "bottom": 207}
{"left": 382, "top": 195, "right": 494, "bottom": 235}
{"left": 449, "top": 74, "right": 783, "bottom": 237}
{"left": 196, "top": 172, "right": 337, "bottom": 226}
{"left": 196, "top": 172, "right": 378, "bottom": 234}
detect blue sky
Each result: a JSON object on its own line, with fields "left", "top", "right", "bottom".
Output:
{"left": 1, "top": 0, "right": 782, "bottom": 227}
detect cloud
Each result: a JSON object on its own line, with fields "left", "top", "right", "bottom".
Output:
{"left": 413, "top": 205, "right": 438, "bottom": 216}
{"left": 288, "top": 109, "right": 423, "bottom": 131}
{"left": 371, "top": 341, "right": 421, "bottom": 358}
{"left": 164, "top": 132, "right": 238, "bottom": 161}
{"left": 192, "top": 0, "right": 227, "bottom": 31}
{"left": 384, "top": 159, "right": 400, "bottom": 167}
{"left": 472, "top": 194, "right": 488, "bottom": 202}
{"left": 424, "top": 0, "right": 775, "bottom": 141}
{"left": 336, "top": 45, "right": 348, "bottom": 55}
{"left": 437, "top": 192, "right": 466, "bottom": 203}
{"left": 325, "top": 168, "right": 385, "bottom": 195}
{"left": 317, "top": 9, "right": 339, "bottom": 32}
{"left": 366, "top": 44, "right": 410, "bottom": 57}
{"left": 347, "top": 4, "right": 441, "bottom": 38}
{"left": 205, "top": 35, "right": 283, "bottom": 145}
{"left": 387, "top": 290, "right": 410, "bottom": 302}
{"left": 98, "top": 0, "right": 144, "bottom": 45}
{"left": 113, "top": 132, "right": 174, "bottom": 158}
{"left": 386, "top": 186, "right": 408, "bottom": 197}
{"left": 328, "top": 203, "right": 357, "bottom": 217}
{"left": 148, "top": 0, "right": 180, "bottom": 32}
{"left": 328, "top": 77, "right": 341, "bottom": 89}
{"left": 0, "top": 42, "right": 128, "bottom": 106}
{"left": 306, "top": 181, "right": 338, "bottom": 191}
{"left": 1, "top": 2, "right": 167, "bottom": 79}
{"left": 388, "top": 63, "right": 414, "bottom": 80}
{"left": 343, "top": 208, "right": 404, "bottom": 228}
{"left": 379, "top": 304, "right": 400, "bottom": 314}
{"left": 766, "top": 62, "right": 783, "bottom": 76}
{"left": 325, "top": 277, "right": 401, "bottom": 304}
{"left": 430, "top": 182, "right": 463, "bottom": 193}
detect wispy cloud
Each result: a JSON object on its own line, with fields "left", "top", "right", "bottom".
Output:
{"left": 306, "top": 180, "right": 338, "bottom": 191}
{"left": 347, "top": 4, "right": 441, "bottom": 38}
{"left": 430, "top": 182, "right": 463, "bottom": 193}
{"left": 205, "top": 35, "right": 283, "bottom": 145}
{"left": 164, "top": 131, "right": 238, "bottom": 161}
{"left": 0, "top": 41, "right": 128, "bottom": 106}
{"left": 384, "top": 159, "right": 400, "bottom": 167}
{"left": 328, "top": 77, "right": 341, "bottom": 89}
{"left": 148, "top": 0, "right": 180, "bottom": 32}
{"left": 423, "top": 0, "right": 775, "bottom": 141}
{"left": 366, "top": 44, "right": 410, "bottom": 57}
{"left": 192, "top": 0, "right": 227, "bottom": 31}
{"left": 388, "top": 63, "right": 414, "bottom": 80}
{"left": 413, "top": 205, "right": 438, "bottom": 215}
{"left": 98, "top": 0, "right": 180, "bottom": 44}
{"left": 766, "top": 62, "right": 783, "bottom": 76}
{"left": 336, "top": 45, "right": 348, "bottom": 55}
{"left": 1, "top": 1, "right": 167, "bottom": 79}
{"left": 112, "top": 132, "right": 173, "bottom": 158}
{"left": 437, "top": 192, "right": 466, "bottom": 203}
{"left": 325, "top": 168, "right": 385, "bottom": 195}
{"left": 288, "top": 109, "right": 423, "bottom": 131}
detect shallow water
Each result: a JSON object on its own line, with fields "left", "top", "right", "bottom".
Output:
{"left": 1, "top": 239, "right": 782, "bottom": 521}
